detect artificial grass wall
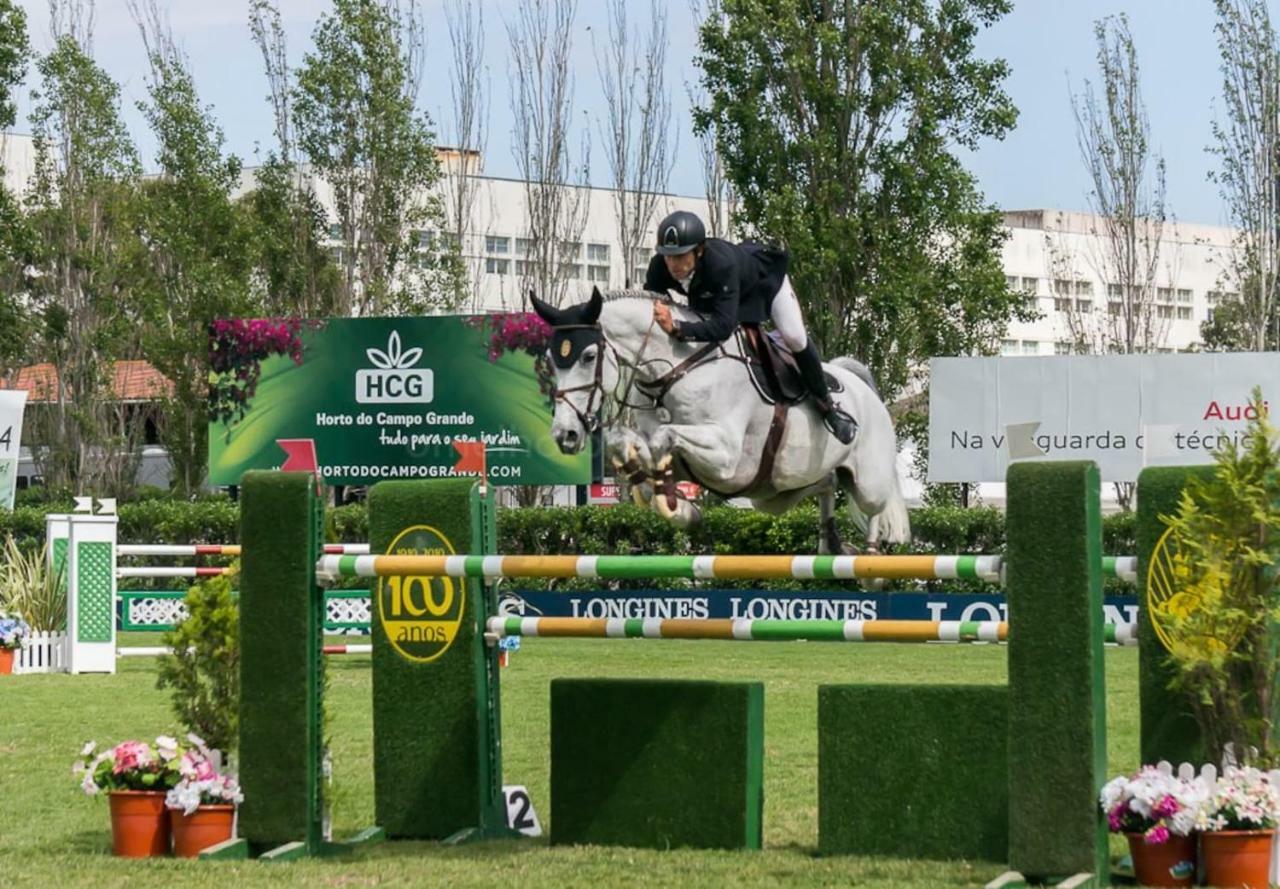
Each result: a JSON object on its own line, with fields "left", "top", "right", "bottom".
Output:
{"left": 1136, "top": 466, "right": 1213, "bottom": 766}
{"left": 1005, "top": 462, "right": 1107, "bottom": 882}
{"left": 549, "top": 678, "right": 764, "bottom": 850}
{"left": 817, "top": 684, "right": 1008, "bottom": 860}
{"left": 237, "top": 471, "right": 323, "bottom": 850}
{"left": 368, "top": 479, "right": 486, "bottom": 839}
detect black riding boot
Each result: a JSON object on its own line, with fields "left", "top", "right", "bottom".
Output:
{"left": 795, "top": 342, "right": 857, "bottom": 445}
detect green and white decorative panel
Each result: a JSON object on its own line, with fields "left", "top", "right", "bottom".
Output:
{"left": 75, "top": 542, "right": 113, "bottom": 642}
{"left": 45, "top": 514, "right": 70, "bottom": 594}
{"left": 66, "top": 514, "right": 118, "bottom": 674}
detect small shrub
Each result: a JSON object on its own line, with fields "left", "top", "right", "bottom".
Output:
{"left": 156, "top": 574, "right": 240, "bottom": 753}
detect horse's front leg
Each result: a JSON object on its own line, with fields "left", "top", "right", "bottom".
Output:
{"left": 604, "top": 427, "right": 656, "bottom": 507}
{"left": 648, "top": 423, "right": 740, "bottom": 527}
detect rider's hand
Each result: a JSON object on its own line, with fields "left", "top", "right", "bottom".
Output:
{"left": 653, "top": 301, "right": 676, "bottom": 335}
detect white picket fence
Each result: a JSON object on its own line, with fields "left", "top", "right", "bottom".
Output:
{"left": 15, "top": 631, "right": 68, "bottom": 674}
{"left": 1153, "top": 759, "right": 1280, "bottom": 884}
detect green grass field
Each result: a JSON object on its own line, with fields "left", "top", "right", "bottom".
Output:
{"left": 0, "top": 640, "right": 1140, "bottom": 888}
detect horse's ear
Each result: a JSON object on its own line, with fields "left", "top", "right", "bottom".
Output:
{"left": 584, "top": 286, "right": 603, "bottom": 324}
{"left": 528, "top": 290, "right": 560, "bottom": 326}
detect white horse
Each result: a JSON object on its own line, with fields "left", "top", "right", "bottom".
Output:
{"left": 531, "top": 287, "right": 910, "bottom": 553}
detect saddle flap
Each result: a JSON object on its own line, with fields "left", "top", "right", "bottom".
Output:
{"left": 741, "top": 326, "right": 842, "bottom": 404}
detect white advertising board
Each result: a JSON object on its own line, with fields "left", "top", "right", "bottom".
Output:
{"left": 927, "top": 353, "right": 1280, "bottom": 483}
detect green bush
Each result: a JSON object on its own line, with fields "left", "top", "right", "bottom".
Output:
{"left": 156, "top": 574, "right": 240, "bottom": 753}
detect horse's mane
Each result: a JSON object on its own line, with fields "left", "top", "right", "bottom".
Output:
{"left": 599, "top": 288, "right": 662, "bottom": 304}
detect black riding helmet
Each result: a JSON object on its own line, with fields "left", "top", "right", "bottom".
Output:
{"left": 655, "top": 210, "right": 706, "bottom": 255}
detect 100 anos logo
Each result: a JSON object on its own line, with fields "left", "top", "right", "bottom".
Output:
{"left": 377, "top": 525, "right": 465, "bottom": 663}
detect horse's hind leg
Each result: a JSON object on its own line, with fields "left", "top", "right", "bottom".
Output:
{"left": 817, "top": 475, "right": 844, "bottom": 555}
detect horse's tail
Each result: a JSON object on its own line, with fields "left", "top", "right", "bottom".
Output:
{"left": 830, "top": 355, "right": 880, "bottom": 398}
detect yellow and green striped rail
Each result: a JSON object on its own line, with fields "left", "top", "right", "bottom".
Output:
{"left": 484, "top": 616, "right": 1139, "bottom": 645}
{"left": 317, "top": 553, "right": 1004, "bottom": 582}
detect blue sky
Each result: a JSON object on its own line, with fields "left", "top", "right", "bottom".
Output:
{"left": 10, "top": 0, "right": 1235, "bottom": 225}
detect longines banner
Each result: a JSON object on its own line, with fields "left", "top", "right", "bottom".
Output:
{"left": 497, "top": 589, "right": 1139, "bottom": 626}
{"left": 208, "top": 316, "right": 590, "bottom": 486}
{"left": 0, "top": 389, "right": 26, "bottom": 509}
{"left": 928, "top": 353, "right": 1280, "bottom": 483}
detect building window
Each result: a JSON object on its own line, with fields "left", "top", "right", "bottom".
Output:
{"left": 587, "top": 243, "right": 610, "bottom": 263}
{"left": 1176, "top": 306, "right": 1193, "bottom": 320}
{"left": 486, "top": 236, "right": 510, "bottom": 255}
{"left": 516, "top": 238, "right": 534, "bottom": 257}
{"left": 1156, "top": 304, "right": 1173, "bottom": 319}
{"left": 1021, "top": 340, "right": 1039, "bottom": 355}
{"left": 1176, "top": 288, "right": 1193, "bottom": 304}
{"left": 1108, "top": 303, "right": 1122, "bottom": 317}
{"left": 515, "top": 260, "right": 533, "bottom": 277}
{"left": 1107, "top": 283, "right": 1124, "bottom": 300}
{"left": 1021, "top": 276, "right": 1039, "bottom": 293}
{"left": 559, "top": 263, "right": 582, "bottom": 279}
{"left": 1075, "top": 299, "right": 1092, "bottom": 313}
{"left": 1054, "top": 278, "right": 1073, "bottom": 295}
{"left": 1054, "top": 297, "right": 1073, "bottom": 313}
{"left": 632, "top": 268, "right": 648, "bottom": 287}
{"left": 560, "top": 242, "right": 582, "bottom": 260}
{"left": 1000, "top": 339, "right": 1018, "bottom": 355}
{"left": 485, "top": 257, "right": 510, "bottom": 275}
{"left": 1075, "top": 281, "right": 1093, "bottom": 296}
{"left": 1005, "top": 274, "right": 1018, "bottom": 290}
{"left": 438, "top": 232, "right": 461, "bottom": 252}
{"left": 1055, "top": 341, "right": 1073, "bottom": 355}
{"left": 587, "top": 265, "right": 610, "bottom": 283}
{"left": 412, "top": 229, "right": 434, "bottom": 249}
{"left": 1157, "top": 287, "right": 1173, "bottom": 303}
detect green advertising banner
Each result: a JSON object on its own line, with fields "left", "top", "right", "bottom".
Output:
{"left": 208, "top": 316, "right": 589, "bottom": 487}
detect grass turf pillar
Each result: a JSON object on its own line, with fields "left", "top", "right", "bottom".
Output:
{"left": 368, "top": 479, "right": 507, "bottom": 840}
{"left": 817, "top": 684, "right": 1008, "bottom": 860}
{"left": 549, "top": 678, "right": 764, "bottom": 849}
{"left": 237, "top": 471, "right": 325, "bottom": 854}
{"left": 1136, "top": 466, "right": 1212, "bottom": 766}
{"left": 1005, "top": 461, "right": 1107, "bottom": 882}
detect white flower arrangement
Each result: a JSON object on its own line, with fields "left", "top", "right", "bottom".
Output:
{"left": 1195, "top": 767, "right": 1280, "bottom": 832}
{"left": 1100, "top": 766, "right": 1207, "bottom": 843}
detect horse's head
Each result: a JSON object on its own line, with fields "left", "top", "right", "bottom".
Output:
{"left": 530, "top": 287, "right": 611, "bottom": 455}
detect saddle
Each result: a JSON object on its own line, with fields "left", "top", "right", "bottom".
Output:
{"left": 737, "top": 325, "right": 844, "bottom": 405}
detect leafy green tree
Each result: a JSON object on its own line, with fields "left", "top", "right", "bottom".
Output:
{"left": 294, "top": 0, "right": 462, "bottom": 316}
{"left": 130, "top": 21, "right": 256, "bottom": 495}
{"left": 0, "top": 0, "right": 30, "bottom": 377}
{"left": 694, "top": 0, "right": 1030, "bottom": 400}
{"left": 24, "top": 27, "right": 143, "bottom": 493}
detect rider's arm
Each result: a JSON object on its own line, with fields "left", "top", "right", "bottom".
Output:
{"left": 671, "top": 249, "right": 738, "bottom": 343}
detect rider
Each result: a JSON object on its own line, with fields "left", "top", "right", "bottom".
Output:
{"left": 643, "top": 210, "right": 857, "bottom": 445}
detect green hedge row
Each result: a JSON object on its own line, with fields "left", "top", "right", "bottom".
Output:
{"left": 0, "top": 497, "right": 1139, "bottom": 591}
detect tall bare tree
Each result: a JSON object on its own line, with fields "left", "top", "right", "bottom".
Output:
{"left": 687, "top": 0, "right": 732, "bottom": 238}
{"left": 506, "top": 0, "right": 590, "bottom": 308}
{"left": 1209, "top": 0, "right": 1280, "bottom": 351}
{"left": 594, "top": 0, "right": 674, "bottom": 288}
{"left": 443, "top": 0, "right": 489, "bottom": 310}
{"left": 1070, "top": 15, "right": 1169, "bottom": 355}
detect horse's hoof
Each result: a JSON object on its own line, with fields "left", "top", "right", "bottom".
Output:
{"left": 840, "top": 542, "right": 859, "bottom": 556}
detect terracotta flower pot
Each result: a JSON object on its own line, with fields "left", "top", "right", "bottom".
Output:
{"left": 108, "top": 790, "right": 170, "bottom": 857}
{"left": 171, "top": 804, "right": 235, "bottom": 857}
{"left": 1201, "top": 829, "right": 1274, "bottom": 889}
{"left": 1125, "top": 832, "right": 1196, "bottom": 887}
{"left": 0, "top": 647, "right": 13, "bottom": 675}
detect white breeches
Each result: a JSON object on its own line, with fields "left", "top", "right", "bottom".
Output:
{"left": 770, "top": 275, "right": 808, "bottom": 352}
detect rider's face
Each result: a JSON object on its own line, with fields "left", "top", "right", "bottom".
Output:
{"left": 663, "top": 250, "right": 698, "bottom": 280}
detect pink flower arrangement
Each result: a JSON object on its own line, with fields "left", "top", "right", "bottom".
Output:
{"left": 207, "top": 318, "right": 322, "bottom": 425}
{"left": 166, "top": 734, "right": 243, "bottom": 815}
{"left": 74, "top": 735, "right": 185, "bottom": 795}
{"left": 469, "top": 312, "right": 555, "bottom": 397}
{"left": 1195, "top": 767, "right": 1280, "bottom": 831}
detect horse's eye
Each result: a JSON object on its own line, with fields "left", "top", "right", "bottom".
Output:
{"left": 582, "top": 348, "right": 598, "bottom": 365}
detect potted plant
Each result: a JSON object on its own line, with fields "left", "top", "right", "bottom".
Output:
{"left": 165, "top": 735, "right": 243, "bottom": 857}
{"left": 0, "top": 610, "right": 30, "bottom": 674}
{"left": 1158, "top": 390, "right": 1280, "bottom": 762}
{"left": 1195, "top": 766, "right": 1280, "bottom": 889}
{"left": 74, "top": 735, "right": 184, "bottom": 857}
{"left": 1100, "top": 766, "right": 1203, "bottom": 887}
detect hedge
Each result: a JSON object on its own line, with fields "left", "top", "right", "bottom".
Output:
{"left": 1, "top": 496, "right": 1139, "bottom": 593}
